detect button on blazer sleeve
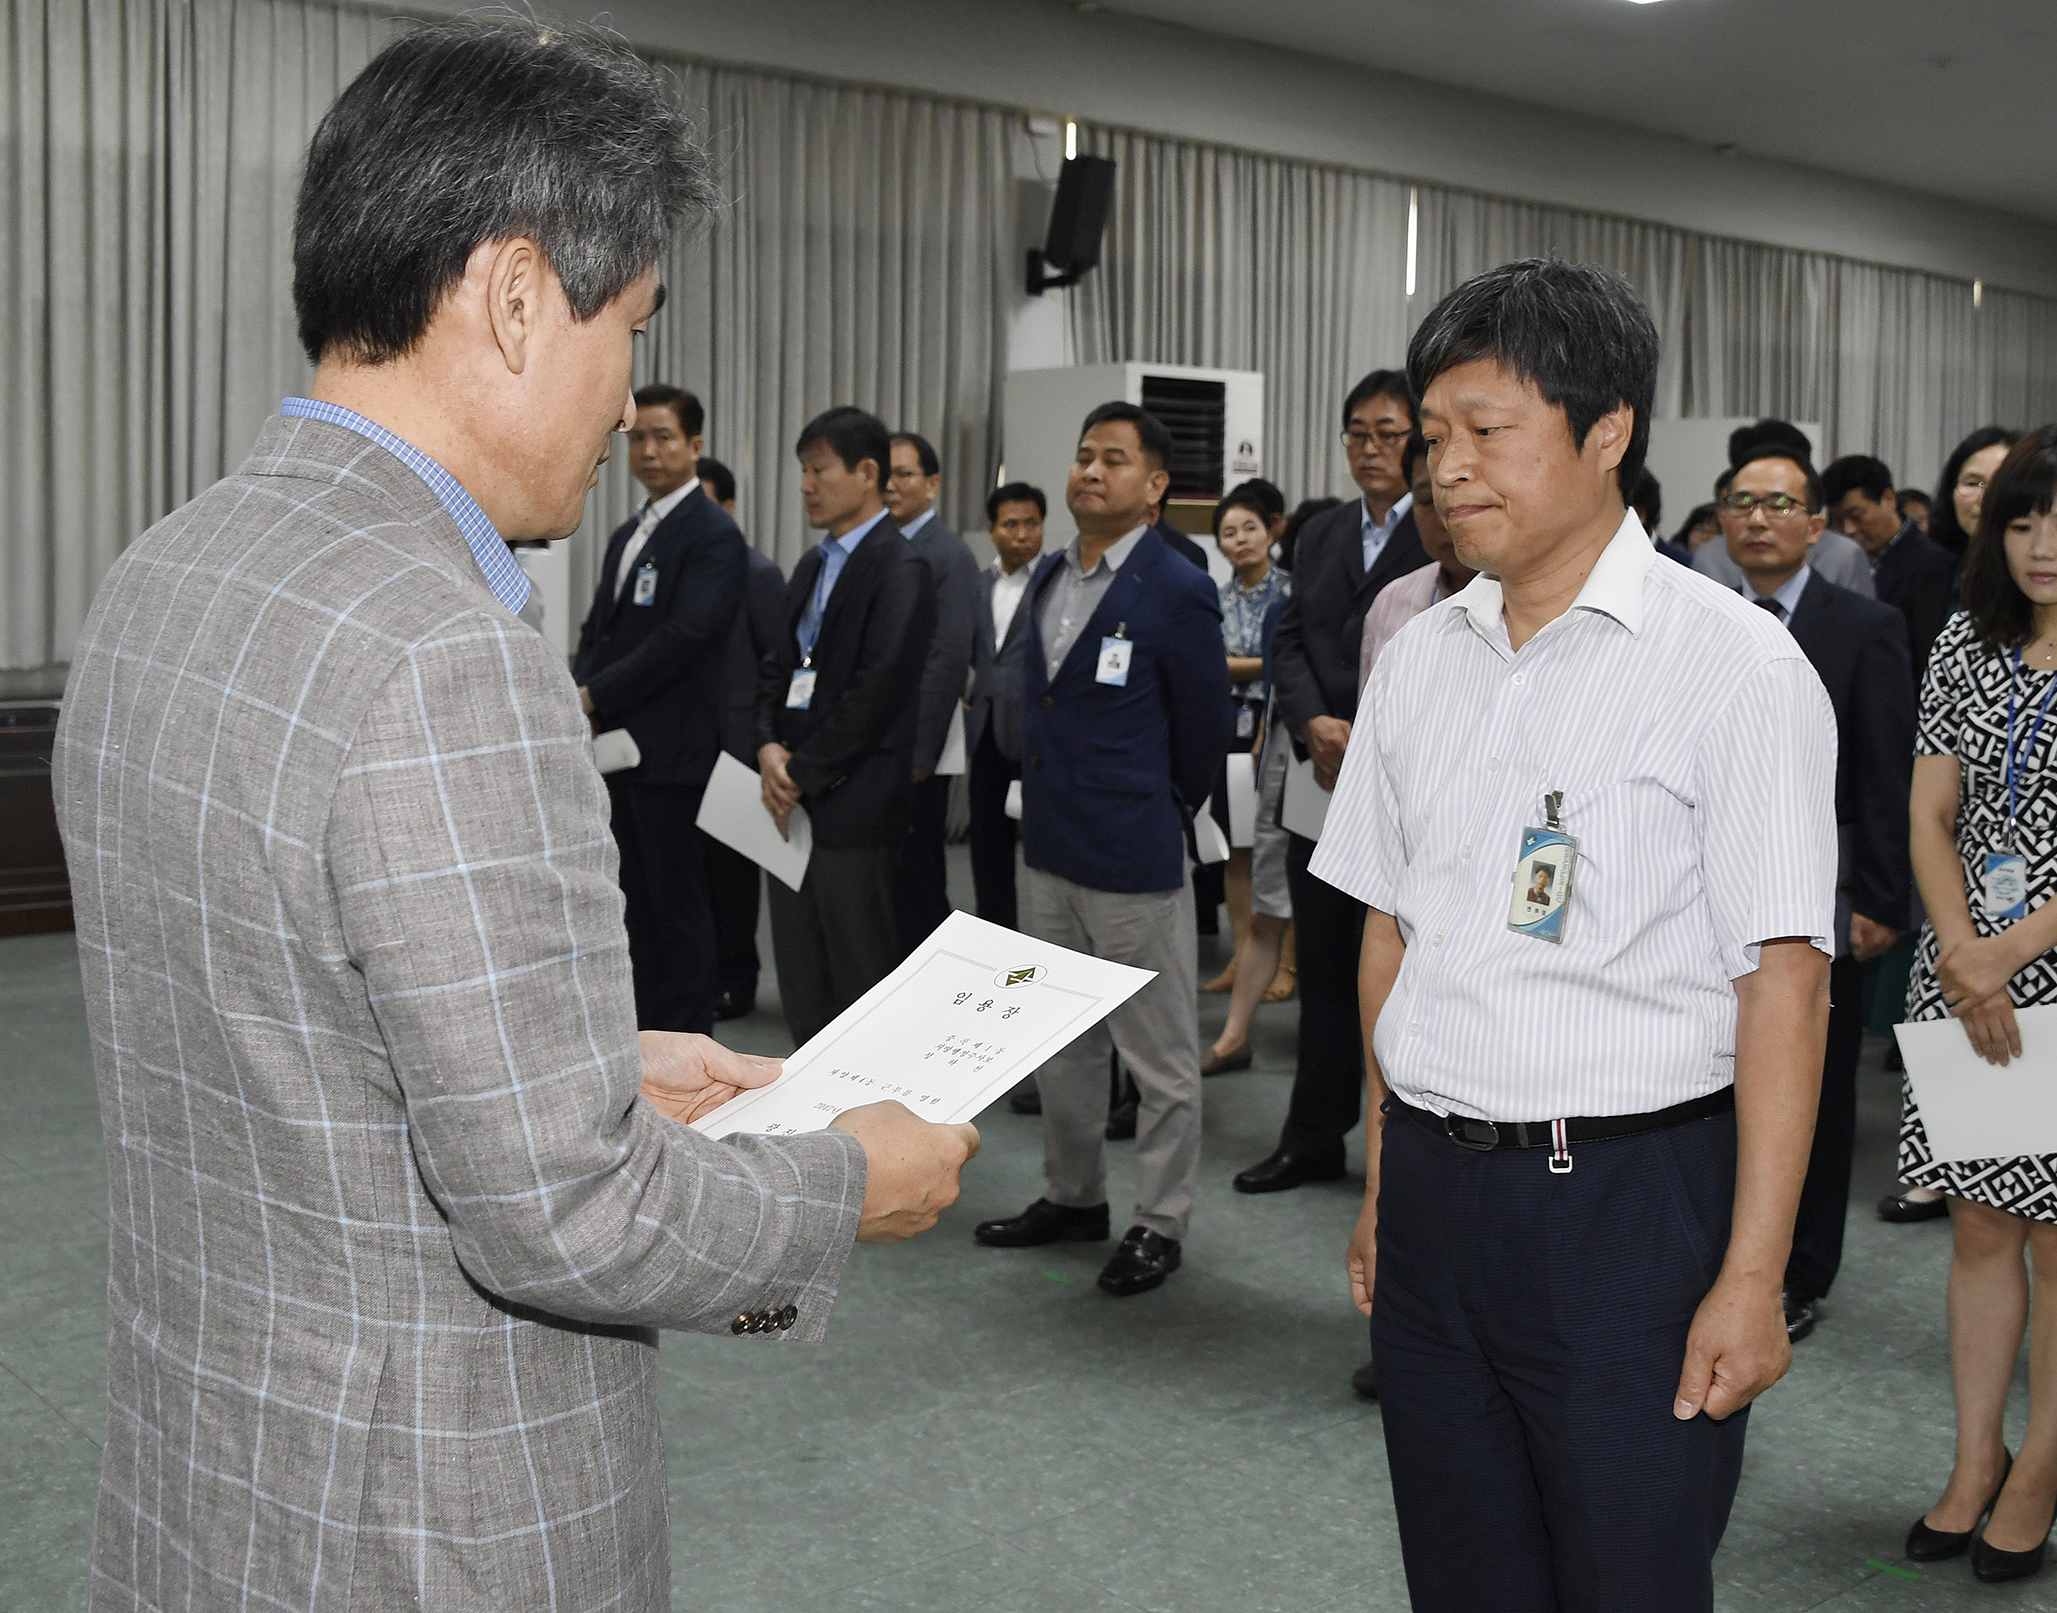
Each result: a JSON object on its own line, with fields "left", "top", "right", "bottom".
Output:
{"left": 328, "top": 613, "right": 866, "bottom": 1340}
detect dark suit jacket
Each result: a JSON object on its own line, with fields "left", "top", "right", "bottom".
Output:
{"left": 906, "top": 517, "right": 981, "bottom": 772}
{"left": 753, "top": 521, "right": 937, "bottom": 848}
{"left": 1150, "top": 520, "right": 1211, "bottom": 574}
{"left": 1272, "top": 498, "right": 1427, "bottom": 736}
{"left": 1784, "top": 571, "right": 1916, "bottom": 936}
{"left": 572, "top": 485, "right": 747, "bottom": 787}
{"left": 1871, "top": 521, "right": 1957, "bottom": 682}
{"left": 720, "top": 546, "right": 786, "bottom": 764}
{"left": 1019, "top": 530, "right": 1232, "bottom": 893}
{"left": 967, "top": 563, "right": 1034, "bottom": 763}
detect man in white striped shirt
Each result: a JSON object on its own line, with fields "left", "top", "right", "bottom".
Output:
{"left": 1314, "top": 260, "right": 1836, "bottom": 1612}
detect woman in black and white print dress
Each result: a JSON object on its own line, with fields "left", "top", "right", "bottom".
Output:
{"left": 1901, "top": 427, "right": 2057, "bottom": 1583}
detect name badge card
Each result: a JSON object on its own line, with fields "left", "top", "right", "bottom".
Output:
{"left": 1508, "top": 792, "right": 1576, "bottom": 944}
{"left": 632, "top": 562, "right": 658, "bottom": 606}
{"left": 1984, "top": 851, "right": 2028, "bottom": 921}
{"left": 786, "top": 667, "right": 818, "bottom": 710}
{"left": 1096, "top": 635, "right": 1133, "bottom": 687}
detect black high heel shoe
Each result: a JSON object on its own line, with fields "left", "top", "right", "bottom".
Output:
{"left": 1973, "top": 1482, "right": 2056, "bottom": 1584}
{"left": 1907, "top": 1450, "right": 2012, "bottom": 1561}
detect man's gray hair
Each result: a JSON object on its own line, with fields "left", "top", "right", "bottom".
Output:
{"left": 293, "top": 15, "right": 715, "bottom": 365}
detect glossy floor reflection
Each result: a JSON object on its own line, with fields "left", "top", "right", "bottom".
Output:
{"left": 0, "top": 849, "right": 2041, "bottom": 1610}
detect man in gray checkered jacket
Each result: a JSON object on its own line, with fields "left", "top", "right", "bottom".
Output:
{"left": 51, "top": 20, "right": 976, "bottom": 1612}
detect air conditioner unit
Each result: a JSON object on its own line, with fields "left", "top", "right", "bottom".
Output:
{"left": 1000, "top": 363, "right": 1264, "bottom": 582}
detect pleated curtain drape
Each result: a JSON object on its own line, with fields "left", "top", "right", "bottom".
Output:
{"left": 8, "top": 0, "right": 2057, "bottom": 672}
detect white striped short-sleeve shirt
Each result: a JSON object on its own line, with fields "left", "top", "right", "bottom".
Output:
{"left": 1310, "top": 513, "right": 1837, "bottom": 1121}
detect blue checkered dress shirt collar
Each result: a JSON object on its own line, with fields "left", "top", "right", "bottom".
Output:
{"left": 279, "top": 397, "right": 531, "bottom": 614}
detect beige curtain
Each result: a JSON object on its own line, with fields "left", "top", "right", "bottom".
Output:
{"left": 2, "top": 0, "right": 382, "bottom": 671}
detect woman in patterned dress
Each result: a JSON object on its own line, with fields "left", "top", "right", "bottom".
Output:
{"left": 1902, "top": 427, "right": 2057, "bottom": 1582}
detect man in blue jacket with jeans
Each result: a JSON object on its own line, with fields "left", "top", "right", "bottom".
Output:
{"left": 973, "top": 403, "right": 1231, "bottom": 1295}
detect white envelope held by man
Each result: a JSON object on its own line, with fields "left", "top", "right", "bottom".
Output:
{"left": 693, "top": 751, "right": 812, "bottom": 892}
{"left": 692, "top": 910, "right": 1155, "bottom": 1139}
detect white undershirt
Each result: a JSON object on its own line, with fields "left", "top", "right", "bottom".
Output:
{"left": 991, "top": 561, "right": 1032, "bottom": 644}
{"left": 614, "top": 478, "right": 698, "bottom": 598}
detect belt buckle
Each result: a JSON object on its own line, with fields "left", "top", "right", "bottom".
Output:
{"left": 1446, "top": 1115, "right": 1499, "bottom": 1151}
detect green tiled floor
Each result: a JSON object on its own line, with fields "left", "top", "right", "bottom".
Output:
{"left": 2, "top": 851, "right": 2048, "bottom": 1610}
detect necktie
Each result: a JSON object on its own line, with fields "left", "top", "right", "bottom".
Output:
{"left": 1755, "top": 597, "right": 1785, "bottom": 621}
{"left": 616, "top": 501, "right": 658, "bottom": 598}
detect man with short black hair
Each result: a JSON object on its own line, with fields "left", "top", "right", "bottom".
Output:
{"left": 886, "top": 430, "right": 981, "bottom": 953}
{"left": 1694, "top": 421, "right": 1876, "bottom": 598}
{"left": 1234, "top": 368, "right": 1427, "bottom": 1196}
{"left": 1823, "top": 452, "right": 1957, "bottom": 678}
{"left": 1322, "top": 259, "right": 1835, "bottom": 1610}
{"left": 54, "top": 22, "right": 977, "bottom": 1609}
{"left": 574, "top": 383, "right": 744, "bottom": 1035}
{"left": 1720, "top": 445, "right": 1914, "bottom": 1344}
{"left": 974, "top": 403, "right": 1230, "bottom": 1295}
{"left": 757, "top": 406, "right": 937, "bottom": 1044}
{"left": 966, "top": 481, "right": 1047, "bottom": 930}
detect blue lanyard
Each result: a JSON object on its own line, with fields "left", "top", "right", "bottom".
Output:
{"left": 2004, "top": 646, "right": 2057, "bottom": 847}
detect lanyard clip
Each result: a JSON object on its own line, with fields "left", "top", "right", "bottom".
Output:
{"left": 1543, "top": 791, "right": 1564, "bottom": 832}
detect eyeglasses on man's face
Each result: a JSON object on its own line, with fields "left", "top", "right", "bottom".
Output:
{"left": 1342, "top": 427, "right": 1410, "bottom": 452}
{"left": 1719, "top": 491, "right": 1812, "bottom": 518}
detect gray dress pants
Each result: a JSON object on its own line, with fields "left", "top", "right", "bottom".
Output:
{"left": 1021, "top": 865, "right": 1201, "bottom": 1241}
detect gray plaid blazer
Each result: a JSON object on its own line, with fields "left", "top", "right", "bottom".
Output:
{"left": 54, "top": 415, "right": 867, "bottom": 1612}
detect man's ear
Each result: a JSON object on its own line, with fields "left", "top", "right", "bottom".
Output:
{"left": 1591, "top": 404, "right": 1632, "bottom": 478}
{"left": 485, "top": 237, "right": 547, "bottom": 376}
{"left": 1147, "top": 466, "right": 1170, "bottom": 511}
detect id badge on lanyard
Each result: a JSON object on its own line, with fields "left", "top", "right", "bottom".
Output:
{"left": 786, "top": 659, "right": 818, "bottom": 710}
{"left": 1096, "top": 627, "right": 1133, "bottom": 687}
{"left": 1508, "top": 791, "right": 1577, "bottom": 944}
{"left": 1991, "top": 648, "right": 2057, "bottom": 921}
{"left": 631, "top": 562, "right": 658, "bottom": 606}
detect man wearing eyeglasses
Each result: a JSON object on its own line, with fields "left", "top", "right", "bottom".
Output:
{"left": 1235, "top": 370, "right": 1427, "bottom": 1223}
{"left": 1723, "top": 444, "right": 1915, "bottom": 1344}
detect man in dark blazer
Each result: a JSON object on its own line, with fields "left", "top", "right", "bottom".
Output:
{"left": 695, "top": 455, "right": 787, "bottom": 1021}
{"left": 1235, "top": 368, "right": 1428, "bottom": 1194}
{"left": 574, "top": 384, "right": 746, "bottom": 1035}
{"left": 1824, "top": 452, "right": 1957, "bottom": 681}
{"left": 756, "top": 407, "right": 937, "bottom": 1046}
{"left": 886, "top": 431, "right": 982, "bottom": 954}
{"left": 1145, "top": 483, "right": 1212, "bottom": 573}
{"left": 973, "top": 404, "right": 1231, "bottom": 1296}
{"left": 965, "top": 480, "right": 1047, "bottom": 931}
{"left": 1726, "top": 445, "right": 1914, "bottom": 1342}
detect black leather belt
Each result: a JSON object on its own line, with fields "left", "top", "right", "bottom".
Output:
{"left": 1384, "top": 1086, "right": 1735, "bottom": 1155}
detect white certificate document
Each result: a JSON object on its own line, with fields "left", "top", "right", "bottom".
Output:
{"left": 692, "top": 910, "right": 1155, "bottom": 1139}
{"left": 934, "top": 704, "right": 968, "bottom": 776}
{"left": 1281, "top": 753, "right": 1331, "bottom": 841}
{"left": 694, "top": 751, "right": 812, "bottom": 892}
{"left": 1225, "top": 751, "right": 1257, "bottom": 847}
{"left": 1896, "top": 1006, "right": 2057, "bottom": 1164}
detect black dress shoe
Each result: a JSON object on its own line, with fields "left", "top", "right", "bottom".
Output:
{"left": 1975, "top": 1492, "right": 2054, "bottom": 1583}
{"left": 973, "top": 1198, "right": 1109, "bottom": 1248}
{"left": 714, "top": 991, "right": 753, "bottom": 1022}
{"left": 1097, "top": 1226, "right": 1180, "bottom": 1295}
{"left": 1008, "top": 1079, "right": 1041, "bottom": 1116}
{"left": 1350, "top": 1360, "right": 1378, "bottom": 1400}
{"left": 1105, "top": 1095, "right": 1138, "bottom": 1141}
{"left": 1908, "top": 1451, "right": 2011, "bottom": 1562}
{"left": 1782, "top": 1289, "right": 1817, "bottom": 1343}
{"left": 1233, "top": 1145, "right": 1346, "bottom": 1194}
{"left": 1877, "top": 1190, "right": 1950, "bottom": 1223}
{"left": 1201, "top": 1046, "right": 1252, "bottom": 1076}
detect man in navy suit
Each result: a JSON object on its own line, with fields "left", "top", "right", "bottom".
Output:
{"left": 696, "top": 456, "right": 787, "bottom": 1021}
{"left": 573, "top": 384, "right": 746, "bottom": 1035}
{"left": 973, "top": 403, "right": 1231, "bottom": 1296}
{"left": 1235, "top": 368, "right": 1428, "bottom": 1198}
{"left": 1726, "top": 445, "right": 1914, "bottom": 1343}
{"left": 1823, "top": 453, "right": 1957, "bottom": 680}
{"left": 965, "top": 481, "right": 1047, "bottom": 931}
{"left": 755, "top": 407, "right": 937, "bottom": 1045}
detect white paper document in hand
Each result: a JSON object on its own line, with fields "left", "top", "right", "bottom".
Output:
{"left": 694, "top": 751, "right": 812, "bottom": 892}
{"left": 1896, "top": 1007, "right": 2057, "bottom": 1164}
{"left": 1281, "top": 753, "right": 1331, "bottom": 841}
{"left": 692, "top": 910, "right": 1155, "bottom": 1139}
{"left": 934, "top": 704, "right": 968, "bottom": 776}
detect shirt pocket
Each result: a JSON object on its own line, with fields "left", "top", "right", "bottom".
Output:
{"left": 1551, "top": 776, "right": 1694, "bottom": 936}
